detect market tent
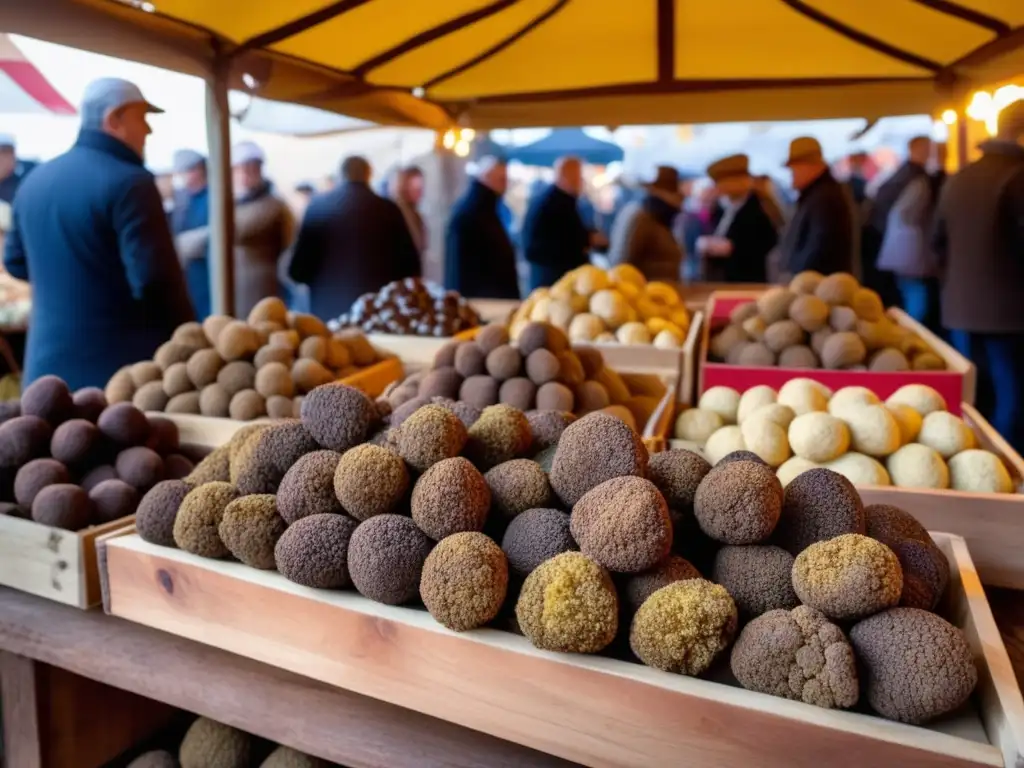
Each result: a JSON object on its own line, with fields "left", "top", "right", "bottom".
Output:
{"left": 506, "top": 128, "right": 623, "bottom": 167}
{"left": 0, "top": 34, "right": 75, "bottom": 115}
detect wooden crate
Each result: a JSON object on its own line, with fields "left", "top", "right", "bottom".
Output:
{"left": 701, "top": 292, "right": 976, "bottom": 413}
{"left": 367, "top": 329, "right": 479, "bottom": 372}
{"left": 101, "top": 530, "right": 1024, "bottom": 768}
{"left": 0, "top": 515, "right": 134, "bottom": 608}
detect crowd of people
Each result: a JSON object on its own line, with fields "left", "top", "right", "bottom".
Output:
{"left": 1, "top": 76, "right": 1023, "bottom": 449}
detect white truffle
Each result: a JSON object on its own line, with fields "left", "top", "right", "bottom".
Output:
{"left": 777, "top": 378, "right": 829, "bottom": 416}
{"left": 826, "top": 452, "right": 891, "bottom": 486}
{"left": 887, "top": 444, "right": 950, "bottom": 489}
{"left": 828, "top": 386, "right": 880, "bottom": 414}
{"left": 917, "top": 412, "right": 975, "bottom": 459}
{"left": 704, "top": 425, "right": 745, "bottom": 465}
{"left": 616, "top": 321, "right": 652, "bottom": 345}
{"left": 653, "top": 329, "right": 683, "bottom": 349}
{"left": 886, "top": 403, "right": 923, "bottom": 445}
{"left": 698, "top": 386, "right": 741, "bottom": 425}
{"left": 674, "top": 408, "right": 724, "bottom": 444}
{"left": 949, "top": 450, "right": 1013, "bottom": 494}
{"left": 776, "top": 456, "right": 820, "bottom": 487}
{"left": 788, "top": 412, "right": 850, "bottom": 462}
{"left": 885, "top": 384, "right": 947, "bottom": 417}
{"left": 838, "top": 405, "right": 902, "bottom": 457}
{"left": 737, "top": 385, "right": 777, "bottom": 424}
{"left": 568, "top": 313, "right": 605, "bottom": 342}
{"left": 740, "top": 417, "right": 791, "bottom": 468}
{"left": 745, "top": 403, "right": 796, "bottom": 430}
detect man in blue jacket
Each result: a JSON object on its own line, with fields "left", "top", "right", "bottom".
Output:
{"left": 4, "top": 78, "right": 194, "bottom": 390}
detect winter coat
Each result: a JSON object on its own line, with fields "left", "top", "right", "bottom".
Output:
{"left": 876, "top": 175, "right": 940, "bottom": 279}
{"left": 932, "top": 140, "right": 1024, "bottom": 333}
{"left": 171, "top": 185, "right": 211, "bottom": 319}
{"left": 607, "top": 194, "right": 684, "bottom": 281}
{"left": 288, "top": 181, "right": 420, "bottom": 320}
{"left": 522, "top": 184, "right": 589, "bottom": 291}
{"left": 445, "top": 181, "right": 519, "bottom": 299}
{"left": 779, "top": 169, "right": 854, "bottom": 276}
{"left": 705, "top": 194, "right": 778, "bottom": 284}
{"left": 3, "top": 129, "right": 193, "bottom": 390}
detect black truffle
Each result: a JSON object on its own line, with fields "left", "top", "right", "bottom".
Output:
{"left": 80, "top": 464, "right": 118, "bottom": 492}
{"left": 14, "top": 458, "right": 70, "bottom": 507}
{"left": 275, "top": 513, "right": 359, "bottom": 588}
{"left": 501, "top": 507, "right": 576, "bottom": 577}
{"left": 865, "top": 503, "right": 949, "bottom": 611}
{"left": 459, "top": 375, "right": 499, "bottom": 409}
{"left": 411, "top": 457, "right": 490, "bottom": 540}
{"left": 88, "top": 479, "right": 139, "bottom": 523}
{"left": 465, "top": 404, "right": 532, "bottom": 470}
{"left": 550, "top": 412, "right": 648, "bottom": 507}
{"left": 693, "top": 460, "right": 782, "bottom": 545}
{"left": 485, "top": 459, "right": 552, "bottom": 523}
{"left": 146, "top": 416, "right": 179, "bottom": 454}
{"left": 454, "top": 343, "right": 487, "bottom": 377}
{"left": 173, "top": 482, "right": 239, "bottom": 558}
{"left": 98, "top": 402, "right": 150, "bottom": 446}
{"left": 218, "top": 494, "right": 286, "bottom": 569}
{"left": 717, "top": 450, "right": 768, "bottom": 467}
{"left": 348, "top": 514, "right": 433, "bottom": 604}
{"left": 276, "top": 450, "right": 343, "bottom": 524}
{"left": 647, "top": 449, "right": 712, "bottom": 514}
{"left": 0, "top": 416, "right": 52, "bottom": 468}
{"left": 300, "top": 382, "right": 376, "bottom": 453}
{"left": 163, "top": 453, "right": 194, "bottom": 480}
{"left": 50, "top": 419, "right": 99, "bottom": 468}
{"left": 72, "top": 387, "right": 107, "bottom": 422}
{"left": 712, "top": 545, "right": 799, "bottom": 619}
{"left": 623, "top": 554, "right": 701, "bottom": 615}
{"left": 235, "top": 421, "right": 320, "bottom": 495}
{"left": 775, "top": 468, "right": 866, "bottom": 555}
{"left": 32, "top": 484, "right": 92, "bottom": 530}
{"left": 525, "top": 410, "right": 575, "bottom": 450}
{"left": 333, "top": 444, "right": 409, "bottom": 521}
{"left": 397, "top": 404, "right": 468, "bottom": 472}
{"left": 136, "top": 479, "right": 191, "bottom": 547}
{"left": 21, "top": 375, "right": 73, "bottom": 424}
{"left": 115, "top": 446, "right": 165, "bottom": 489}
{"left": 418, "top": 367, "right": 463, "bottom": 400}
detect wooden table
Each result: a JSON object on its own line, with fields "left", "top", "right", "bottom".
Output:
{"left": 0, "top": 588, "right": 573, "bottom": 768}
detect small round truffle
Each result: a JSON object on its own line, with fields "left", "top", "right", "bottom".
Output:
{"left": 420, "top": 532, "right": 508, "bottom": 631}
{"left": 485, "top": 459, "right": 552, "bottom": 523}
{"left": 275, "top": 450, "right": 343, "bottom": 524}
{"left": 737, "top": 341, "right": 776, "bottom": 367}
{"left": 917, "top": 411, "right": 975, "bottom": 458}
{"left": 217, "top": 361, "right": 257, "bottom": 397}
{"left": 821, "top": 332, "right": 867, "bottom": 369}
{"left": 763, "top": 319, "right": 805, "bottom": 353}
{"left": 411, "top": 457, "right": 490, "bottom": 540}
{"left": 397, "top": 404, "right": 468, "bottom": 472}
{"left": 885, "top": 403, "right": 923, "bottom": 446}
{"left": 173, "top": 482, "right": 239, "bottom": 558}
{"left": 165, "top": 392, "right": 201, "bottom": 414}
{"left": 154, "top": 341, "right": 193, "bottom": 371}
{"left": 275, "top": 513, "right": 358, "bottom": 588}
{"left": 949, "top": 449, "right": 1013, "bottom": 493}
{"left": 418, "top": 367, "right": 463, "bottom": 400}
{"left": 80, "top": 464, "right": 118, "bottom": 492}
{"left": 775, "top": 468, "right": 865, "bottom": 555}
{"left": 525, "top": 348, "right": 560, "bottom": 385}
{"left": 333, "top": 444, "right": 409, "bottom": 521}
{"left": 72, "top": 387, "right": 107, "bottom": 422}
{"left": 776, "top": 456, "right": 819, "bottom": 488}
{"left": 710, "top": 324, "right": 747, "bottom": 360}
{"left": 535, "top": 381, "right": 573, "bottom": 412}
{"left": 730, "top": 605, "right": 858, "bottom": 709}
{"left": 838, "top": 405, "right": 901, "bottom": 458}
{"left": 15, "top": 458, "right": 70, "bottom": 507}
{"left": 292, "top": 359, "right": 334, "bottom": 393}
{"left": 885, "top": 384, "right": 947, "bottom": 417}
{"left": 50, "top": 419, "right": 99, "bottom": 466}
{"left": 474, "top": 323, "right": 509, "bottom": 355}
{"left": 146, "top": 415, "right": 179, "bottom": 452}
{"left": 647, "top": 449, "right": 711, "bottom": 513}
{"left": 254, "top": 344, "right": 293, "bottom": 370}
{"left": 740, "top": 416, "right": 791, "bottom": 468}
{"left": 574, "top": 380, "right": 609, "bottom": 413}
{"left": 736, "top": 385, "right": 777, "bottom": 424}
{"left": 826, "top": 451, "right": 891, "bottom": 486}
{"left": 869, "top": 348, "right": 910, "bottom": 372}
{"left": 255, "top": 362, "right": 295, "bottom": 399}
{"left": 550, "top": 412, "right": 647, "bottom": 506}
{"left": 98, "top": 403, "right": 149, "bottom": 446}
{"left": 266, "top": 395, "right": 294, "bottom": 419}
{"left": 693, "top": 460, "right": 782, "bottom": 544}
{"left": 698, "top": 386, "right": 740, "bottom": 425}
{"left": 788, "top": 411, "right": 850, "bottom": 462}
{"left": 105, "top": 368, "right": 135, "bottom": 404}
{"left": 218, "top": 494, "right": 286, "bottom": 569}
{"left": 815, "top": 272, "right": 859, "bottom": 306}
{"left": 790, "top": 270, "right": 824, "bottom": 295}
{"left": 456, "top": 375, "right": 496, "bottom": 409}
{"left": 127, "top": 750, "right": 177, "bottom": 768}
{"left": 713, "top": 545, "right": 799, "bottom": 618}
{"left": 300, "top": 382, "right": 376, "bottom": 453}
{"left": 203, "top": 315, "right": 234, "bottom": 346}
{"left": 671, "top": 408, "right": 720, "bottom": 444}
{"left": 198, "top": 383, "right": 230, "bottom": 418}
{"left": 88, "top": 479, "right": 138, "bottom": 524}
{"left": 555, "top": 351, "right": 585, "bottom": 386}
{"left": 516, "top": 552, "right": 617, "bottom": 653}
{"left": 702, "top": 425, "right": 745, "bottom": 465}
{"left": 630, "top": 579, "right": 737, "bottom": 675}
{"left": 115, "top": 446, "right": 164, "bottom": 489}
{"left": 454, "top": 343, "right": 487, "bottom": 377}
{"left": 163, "top": 453, "right": 194, "bottom": 480}
{"left": 32, "top": 484, "right": 92, "bottom": 530}
{"left": 793, "top": 534, "right": 903, "bottom": 620}
{"left": 849, "top": 607, "right": 977, "bottom": 724}
{"left": 777, "top": 378, "right": 829, "bottom": 416}
{"left": 757, "top": 287, "right": 797, "bottom": 324}
{"left": 348, "top": 514, "right": 433, "bottom": 604}
{"left": 131, "top": 380, "right": 168, "bottom": 412}
{"left": 128, "top": 362, "right": 162, "bottom": 389}
{"left": 215, "top": 320, "right": 260, "bottom": 361}
{"left": 525, "top": 410, "right": 574, "bottom": 449}
{"left": 828, "top": 385, "right": 881, "bottom": 414}
{"left": 260, "top": 747, "right": 328, "bottom": 768}
{"left": 501, "top": 508, "right": 576, "bottom": 577}
{"left": 718, "top": 449, "right": 768, "bottom": 466}
{"left": 465, "top": 404, "right": 532, "bottom": 470}
{"left": 788, "top": 294, "right": 829, "bottom": 332}
{"left": 623, "top": 555, "right": 700, "bottom": 616}
{"left": 186, "top": 348, "right": 225, "bottom": 389}
{"left": 178, "top": 716, "right": 252, "bottom": 768}
{"left": 161, "top": 362, "right": 192, "bottom": 398}
{"left": 778, "top": 345, "right": 818, "bottom": 369}
{"left": 886, "top": 443, "right": 950, "bottom": 489}
{"left": 485, "top": 344, "right": 522, "bottom": 381}
{"left": 136, "top": 479, "right": 191, "bottom": 546}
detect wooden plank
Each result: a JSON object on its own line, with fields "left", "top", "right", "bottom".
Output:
{"left": 468, "top": 299, "right": 518, "bottom": 324}
{"left": 1, "top": 652, "right": 43, "bottom": 768}
{"left": 889, "top": 307, "right": 977, "bottom": 405}
{"left": 103, "top": 533, "right": 1014, "bottom": 768}
{"left": 365, "top": 334, "right": 453, "bottom": 371}
{"left": 0, "top": 588, "right": 570, "bottom": 768}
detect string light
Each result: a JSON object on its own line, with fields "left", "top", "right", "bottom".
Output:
{"left": 454, "top": 138, "right": 470, "bottom": 157}
{"left": 442, "top": 130, "right": 456, "bottom": 150}
{"left": 967, "top": 86, "right": 1024, "bottom": 136}
{"left": 941, "top": 109, "right": 957, "bottom": 125}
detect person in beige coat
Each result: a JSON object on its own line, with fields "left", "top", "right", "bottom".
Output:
{"left": 607, "top": 166, "right": 685, "bottom": 281}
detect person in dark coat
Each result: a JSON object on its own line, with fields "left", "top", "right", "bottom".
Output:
{"left": 444, "top": 156, "right": 519, "bottom": 299}
{"left": 697, "top": 154, "right": 778, "bottom": 283}
{"left": 288, "top": 155, "right": 419, "bottom": 320}
{"left": 0, "top": 135, "right": 34, "bottom": 205}
{"left": 778, "top": 137, "right": 854, "bottom": 277}
{"left": 932, "top": 100, "right": 1024, "bottom": 452}
{"left": 168, "top": 149, "right": 210, "bottom": 319}
{"left": 607, "top": 166, "right": 685, "bottom": 281}
{"left": 522, "top": 156, "right": 590, "bottom": 291}
{"left": 3, "top": 78, "right": 194, "bottom": 390}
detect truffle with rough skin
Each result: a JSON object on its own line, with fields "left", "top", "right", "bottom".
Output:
{"left": 32, "top": 484, "right": 92, "bottom": 530}
{"left": 713, "top": 545, "right": 799, "bottom": 618}
{"left": 333, "top": 444, "right": 409, "bottom": 521}
{"left": 703, "top": 426, "right": 745, "bottom": 465}
{"left": 717, "top": 449, "right": 768, "bottom": 466}
{"left": 465, "top": 404, "right": 532, "bottom": 469}
{"left": 849, "top": 608, "right": 977, "bottom": 724}
{"left": 886, "top": 443, "right": 950, "bottom": 489}
{"left": 485, "top": 459, "right": 552, "bottom": 523}
{"left": 389, "top": 395, "right": 429, "bottom": 426}
{"left": 300, "top": 382, "right": 376, "bottom": 453}
{"left": 757, "top": 288, "right": 797, "bottom": 324}
{"left": 215, "top": 321, "right": 260, "bottom": 361}
{"left": 89, "top": 479, "right": 139, "bottom": 524}
{"left": 161, "top": 362, "right": 192, "bottom": 398}
{"left": 535, "top": 381, "right": 573, "bottom": 412}
{"left": 218, "top": 494, "right": 286, "bottom": 569}
{"left": 793, "top": 534, "right": 903, "bottom": 620}
{"left": 885, "top": 384, "right": 946, "bottom": 417}
{"left": 72, "top": 387, "right": 107, "bottom": 423}
{"left": 115, "top": 446, "right": 164, "bottom": 489}
{"left": 550, "top": 412, "right": 647, "bottom": 507}
{"left": 571, "top": 476, "right": 671, "bottom": 573}
{"left": 647, "top": 449, "right": 711, "bottom": 513}
{"left": 274, "top": 513, "right": 358, "bottom": 588}
{"left": 173, "top": 482, "right": 239, "bottom": 558}
{"left": 15, "top": 458, "right": 70, "bottom": 507}
{"left": 127, "top": 751, "right": 177, "bottom": 768}
{"left": 178, "top": 716, "right": 252, "bottom": 768}
{"left": 292, "top": 359, "right": 334, "bottom": 393}
{"left": 98, "top": 403, "right": 149, "bottom": 446}
{"left": 80, "top": 465, "right": 118, "bottom": 492}
{"left": 526, "top": 410, "right": 574, "bottom": 449}
{"left": 516, "top": 551, "right": 617, "bottom": 653}
{"left": 788, "top": 411, "right": 850, "bottom": 462}
{"left": 227, "top": 424, "right": 271, "bottom": 484}
{"left": 217, "top": 361, "right": 257, "bottom": 398}
{"left": 917, "top": 411, "right": 975, "bottom": 458}
{"left": 623, "top": 555, "right": 700, "bottom": 615}
{"left": 411, "top": 457, "right": 490, "bottom": 540}
{"left": 259, "top": 746, "right": 329, "bottom": 768}
{"left": 136, "top": 481, "right": 192, "bottom": 548}
{"left": 454, "top": 343, "right": 486, "bottom": 378}
{"left": 501, "top": 507, "right": 576, "bottom": 577}
{"left": 235, "top": 421, "right": 319, "bottom": 495}
{"left": 199, "top": 384, "right": 231, "bottom": 417}
{"left": 186, "top": 348, "right": 225, "bottom": 389}
{"left": 693, "top": 460, "right": 782, "bottom": 545}
{"left": 348, "top": 514, "right": 433, "bottom": 604}
{"left": 0, "top": 416, "right": 52, "bottom": 469}
{"left": 789, "top": 294, "right": 829, "bottom": 332}
{"left": 630, "top": 579, "right": 737, "bottom": 675}
{"left": 485, "top": 345, "right": 522, "bottom": 381}
{"left": 397, "top": 404, "right": 468, "bottom": 472}
{"left": 525, "top": 348, "right": 559, "bottom": 386}
{"left": 865, "top": 503, "right": 949, "bottom": 610}
{"left": 429, "top": 396, "right": 481, "bottom": 429}
{"left": 731, "top": 605, "right": 858, "bottom": 709}
{"left": 775, "top": 468, "right": 865, "bottom": 554}
{"left": 229, "top": 389, "right": 266, "bottom": 421}
{"left": 166, "top": 392, "right": 201, "bottom": 414}
{"left": 949, "top": 449, "right": 1013, "bottom": 493}
{"left": 420, "top": 532, "right": 508, "bottom": 631}
{"left": 50, "top": 419, "right": 99, "bottom": 466}
{"left": 276, "top": 450, "right": 343, "bottom": 524}
{"left": 130, "top": 362, "right": 163, "bottom": 389}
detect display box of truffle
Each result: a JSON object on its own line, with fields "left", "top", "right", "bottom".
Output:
{"left": 100, "top": 531, "right": 1024, "bottom": 768}
{"left": 701, "top": 291, "right": 976, "bottom": 414}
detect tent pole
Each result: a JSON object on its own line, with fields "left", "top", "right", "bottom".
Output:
{"left": 204, "top": 46, "right": 235, "bottom": 317}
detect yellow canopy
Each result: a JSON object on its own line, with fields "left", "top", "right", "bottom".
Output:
{"left": 40, "top": 0, "right": 1024, "bottom": 127}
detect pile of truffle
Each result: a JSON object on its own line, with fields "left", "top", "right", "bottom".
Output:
{"left": 513, "top": 264, "right": 690, "bottom": 347}
{"left": 129, "top": 714, "right": 333, "bottom": 767}
{"left": 331, "top": 277, "right": 481, "bottom": 337}
{"left": 676, "top": 380, "right": 1014, "bottom": 494}
{"left": 106, "top": 297, "right": 382, "bottom": 421}
{"left": 0, "top": 375, "right": 193, "bottom": 530}
{"left": 381, "top": 320, "right": 664, "bottom": 430}
{"left": 710, "top": 272, "right": 945, "bottom": 371}
{"left": 133, "top": 378, "right": 978, "bottom": 726}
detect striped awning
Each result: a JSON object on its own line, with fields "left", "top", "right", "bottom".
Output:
{"left": 0, "top": 34, "right": 76, "bottom": 115}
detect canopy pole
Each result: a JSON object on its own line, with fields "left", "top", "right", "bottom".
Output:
{"left": 204, "top": 46, "right": 235, "bottom": 317}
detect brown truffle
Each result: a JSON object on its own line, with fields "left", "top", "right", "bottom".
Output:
{"left": 348, "top": 514, "right": 433, "bottom": 604}
{"left": 292, "top": 359, "right": 334, "bottom": 393}
{"left": 498, "top": 378, "right": 536, "bottom": 411}
{"left": 432, "top": 340, "right": 463, "bottom": 369}
{"left": 397, "top": 404, "right": 468, "bottom": 472}
{"left": 229, "top": 389, "right": 266, "bottom": 421}
{"left": 154, "top": 341, "right": 193, "bottom": 371}
{"left": 72, "top": 387, "right": 107, "bottom": 423}
{"left": 300, "top": 382, "right": 376, "bottom": 452}
{"left": 418, "top": 367, "right": 463, "bottom": 400}
{"left": 465, "top": 404, "right": 532, "bottom": 470}
{"left": 115, "top": 446, "right": 165, "bottom": 489}
{"left": 778, "top": 345, "right": 819, "bottom": 369}
{"left": 217, "top": 361, "right": 257, "bottom": 397}
{"left": 535, "top": 381, "right": 574, "bottom": 412}
{"left": 299, "top": 335, "right": 327, "bottom": 363}
{"left": 89, "top": 479, "right": 139, "bottom": 523}
{"left": 865, "top": 503, "right": 949, "bottom": 610}
{"left": 248, "top": 296, "right": 288, "bottom": 326}
{"left": 161, "top": 362, "right": 193, "bottom": 398}
{"left": 333, "top": 444, "right": 409, "bottom": 521}
{"left": 255, "top": 362, "right": 295, "bottom": 399}
{"left": 173, "top": 482, "right": 239, "bottom": 558}
{"left": 420, "top": 532, "right": 508, "bottom": 631}
{"left": 185, "top": 444, "right": 230, "bottom": 486}
{"left": 411, "top": 457, "right": 490, "bottom": 540}
{"left": 525, "top": 410, "right": 575, "bottom": 450}
{"left": 172, "top": 320, "right": 209, "bottom": 350}
{"left": 525, "top": 348, "right": 560, "bottom": 385}
{"left": 215, "top": 321, "right": 260, "bottom": 361}
{"left": 775, "top": 468, "right": 866, "bottom": 555}
{"left": 202, "top": 314, "right": 233, "bottom": 345}
{"left": 737, "top": 342, "right": 776, "bottom": 367}
{"left": 269, "top": 329, "right": 300, "bottom": 350}
{"left": 105, "top": 368, "right": 135, "bottom": 404}
{"left": 80, "top": 464, "right": 117, "bottom": 492}
{"left": 98, "top": 402, "right": 149, "bottom": 446}
{"left": 129, "top": 361, "right": 162, "bottom": 389}
{"left": 485, "top": 459, "right": 552, "bottom": 523}
{"left": 789, "top": 294, "right": 830, "bottom": 332}
{"left": 575, "top": 346, "right": 605, "bottom": 378}
{"left": 693, "top": 460, "right": 782, "bottom": 545}
{"left": 517, "top": 321, "right": 568, "bottom": 357}
{"left": 485, "top": 344, "right": 523, "bottom": 381}
{"left": 793, "top": 534, "right": 903, "bottom": 620}
{"left": 275, "top": 513, "right": 359, "bottom": 589}
{"left": 550, "top": 412, "right": 647, "bottom": 506}
{"left": 647, "top": 449, "right": 712, "bottom": 513}
{"left": 146, "top": 415, "right": 178, "bottom": 454}
{"left": 234, "top": 421, "right": 319, "bottom": 494}
{"left": 475, "top": 323, "right": 510, "bottom": 355}
{"left": 165, "top": 392, "right": 201, "bottom": 414}
{"left": 186, "top": 348, "right": 225, "bottom": 389}
{"left": 454, "top": 343, "right": 487, "bottom": 377}
{"left": 712, "top": 545, "right": 799, "bottom": 619}
{"left": 389, "top": 395, "right": 429, "bottom": 426}
{"left": 219, "top": 494, "right": 286, "bottom": 569}
{"left": 50, "top": 419, "right": 99, "bottom": 465}
{"left": 178, "top": 716, "right": 252, "bottom": 768}
{"left": 501, "top": 507, "right": 577, "bottom": 577}
{"left": 32, "top": 484, "right": 92, "bottom": 530}
{"left": 0, "top": 415, "right": 52, "bottom": 468}
{"left": 15, "top": 458, "right": 70, "bottom": 507}
{"left": 254, "top": 344, "right": 293, "bottom": 370}
{"left": 199, "top": 383, "right": 231, "bottom": 417}
{"left": 276, "top": 450, "right": 343, "bottom": 524}
{"left": 623, "top": 555, "right": 701, "bottom": 615}
{"left": 266, "top": 395, "right": 294, "bottom": 419}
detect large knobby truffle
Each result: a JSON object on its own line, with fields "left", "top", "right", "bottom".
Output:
{"left": 300, "top": 382, "right": 376, "bottom": 452}
{"left": 792, "top": 534, "right": 903, "bottom": 620}
{"left": 420, "top": 532, "right": 508, "bottom": 631}
{"left": 484, "top": 459, "right": 552, "bottom": 523}
{"left": 693, "top": 460, "right": 782, "bottom": 545}
{"left": 501, "top": 508, "right": 577, "bottom": 577}
{"left": 396, "top": 404, "right": 467, "bottom": 472}
{"left": 623, "top": 555, "right": 701, "bottom": 616}
{"left": 550, "top": 412, "right": 648, "bottom": 507}
{"left": 218, "top": 494, "right": 286, "bottom": 569}
{"left": 235, "top": 421, "right": 319, "bottom": 495}
{"left": 333, "top": 444, "right": 409, "bottom": 521}
{"left": 712, "top": 545, "right": 799, "bottom": 619}
{"left": 865, "top": 503, "right": 949, "bottom": 610}
{"left": 275, "top": 513, "right": 358, "bottom": 588}
{"left": 465, "top": 404, "right": 532, "bottom": 470}
{"left": 32, "top": 483, "right": 92, "bottom": 530}
{"left": 178, "top": 716, "right": 252, "bottom": 768}
{"left": 173, "top": 482, "right": 239, "bottom": 558}
{"left": 136, "top": 480, "right": 191, "bottom": 547}
{"left": 411, "top": 457, "right": 490, "bottom": 540}
{"left": 276, "top": 450, "right": 343, "bottom": 524}
{"left": 348, "top": 514, "right": 433, "bottom": 604}
{"left": 775, "top": 468, "right": 865, "bottom": 555}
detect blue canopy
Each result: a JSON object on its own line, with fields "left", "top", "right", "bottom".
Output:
{"left": 506, "top": 128, "right": 623, "bottom": 167}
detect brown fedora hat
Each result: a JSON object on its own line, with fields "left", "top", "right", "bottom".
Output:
{"left": 784, "top": 136, "right": 824, "bottom": 167}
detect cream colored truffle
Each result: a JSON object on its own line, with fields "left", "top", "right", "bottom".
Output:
{"left": 826, "top": 452, "right": 891, "bottom": 486}
{"left": 885, "top": 384, "right": 947, "bottom": 417}
{"left": 757, "top": 288, "right": 797, "bottom": 325}
{"left": 746, "top": 403, "right": 796, "bottom": 430}
{"left": 887, "top": 444, "right": 950, "bottom": 489}
{"left": 568, "top": 313, "right": 605, "bottom": 342}
{"left": 740, "top": 418, "right": 791, "bottom": 467}
{"left": 653, "top": 329, "right": 683, "bottom": 349}
{"left": 616, "top": 322, "right": 652, "bottom": 345}
{"left": 789, "top": 270, "right": 824, "bottom": 295}
{"left": 777, "top": 378, "right": 829, "bottom": 416}
{"left": 828, "top": 386, "right": 881, "bottom": 414}
{"left": 838, "top": 405, "right": 901, "bottom": 457}
{"left": 737, "top": 386, "right": 777, "bottom": 424}
{"left": 698, "top": 386, "right": 740, "bottom": 425}
{"left": 674, "top": 408, "right": 724, "bottom": 444}
{"left": 788, "top": 412, "right": 850, "bottom": 462}
{"left": 815, "top": 272, "right": 859, "bottom": 306}
{"left": 886, "top": 403, "right": 923, "bottom": 445}
{"left": 590, "top": 289, "right": 631, "bottom": 329}
{"left": 917, "top": 412, "right": 975, "bottom": 459}
{"left": 788, "top": 294, "right": 830, "bottom": 332}
{"left": 776, "top": 456, "right": 819, "bottom": 487}
{"left": 704, "top": 425, "right": 745, "bottom": 465}
{"left": 949, "top": 450, "right": 1014, "bottom": 494}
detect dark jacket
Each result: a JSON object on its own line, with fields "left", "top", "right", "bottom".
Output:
{"left": 932, "top": 140, "right": 1024, "bottom": 333}
{"left": 522, "top": 184, "right": 589, "bottom": 291}
{"left": 171, "top": 185, "right": 211, "bottom": 319}
{"left": 288, "top": 181, "right": 419, "bottom": 320}
{"left": 3, "top": 130, "right": 194, "bottom": 390}
{"left": 868, "top": 162, "right": 928, "bottom": 235}
{"left": 608, "top": 194, "right": 684, "bottom": 281}
{"left": 0, "top": 160, "right": 35, "bottom": 205}
{"left": 779, "top": 169, "right": 854, "bottom": 276}
{"left": 445, "top": 181, "right": 519, "bottom": 299}
{"left": 706, "top": 193, "right": 778, "bottom": 283}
